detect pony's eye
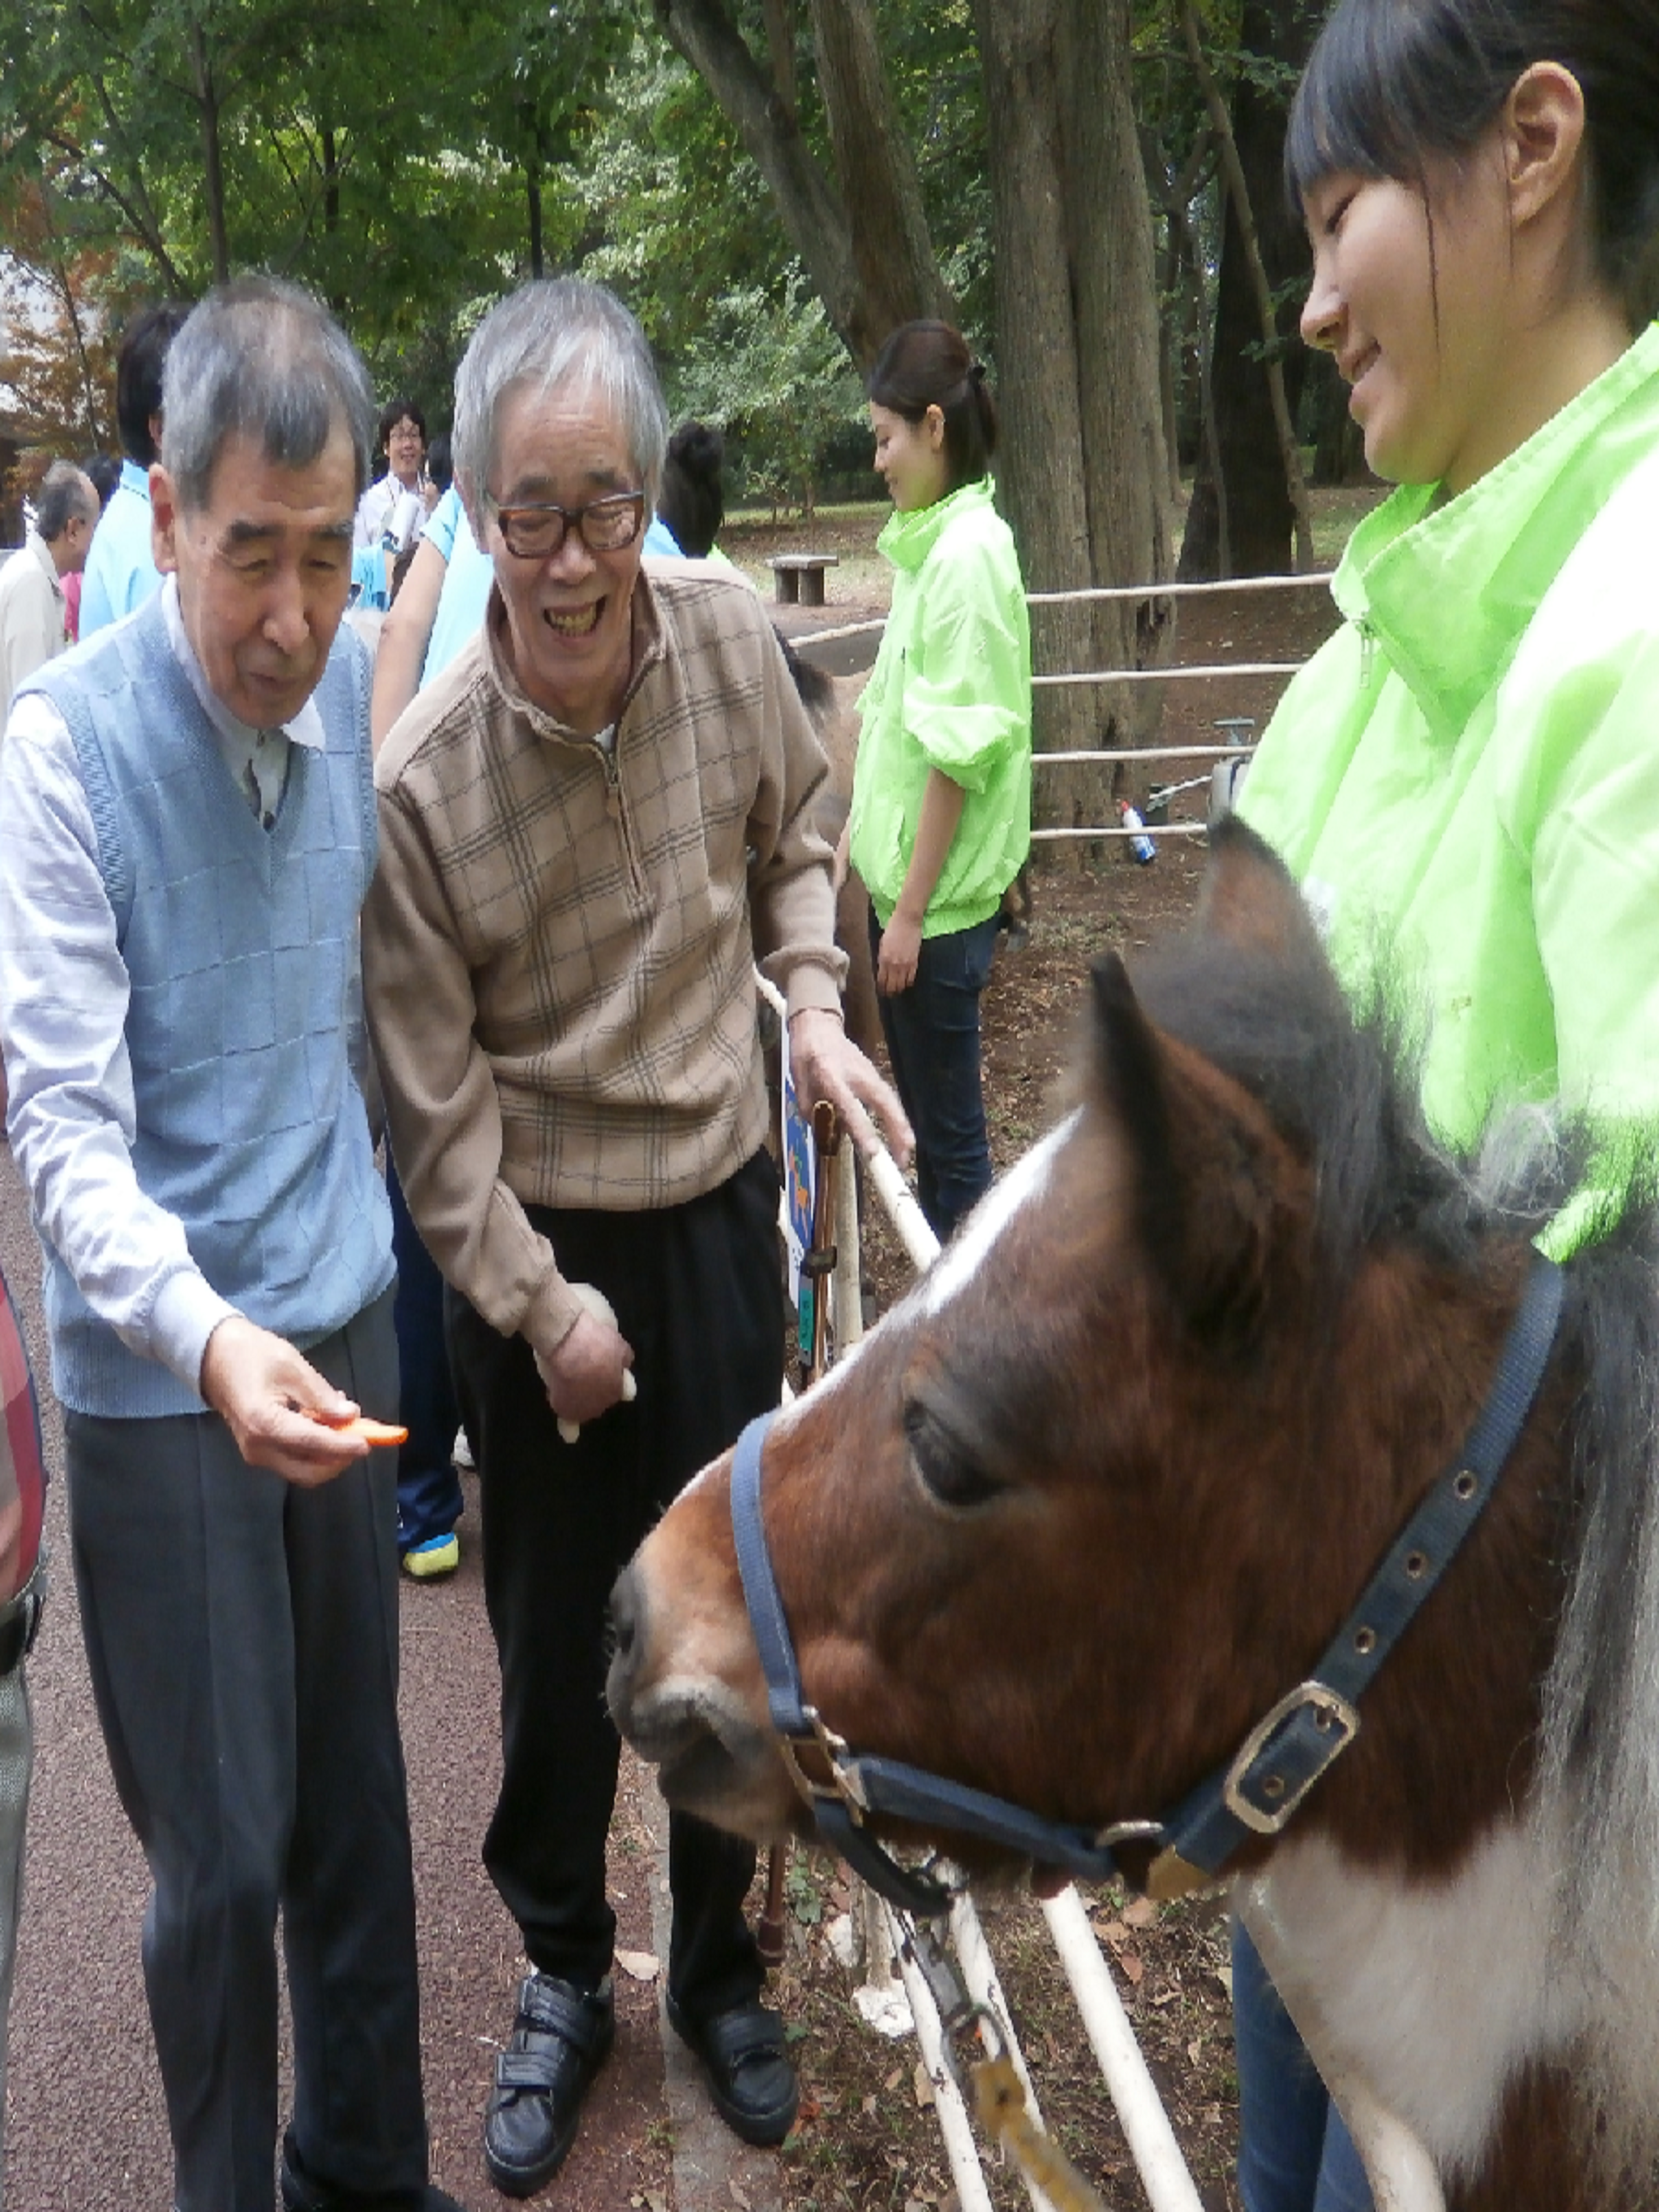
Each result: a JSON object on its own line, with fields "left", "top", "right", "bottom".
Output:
{"left": 904, "top": 1398, "right": 1005, "bottom": 1511}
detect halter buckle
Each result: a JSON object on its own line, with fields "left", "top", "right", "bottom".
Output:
{"left": 1222, "top": 1680, "right": 1360, "bottom": 1835}
{"left": 779, "top": 1706, "right": 870, "bottom": 1820}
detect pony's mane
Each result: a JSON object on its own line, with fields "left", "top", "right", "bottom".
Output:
{"left": 1130, "top": 914, "right": 1583, "bottom": 1279}
{"left": 1131, "top": 896, "right": 1659, "bottom": 2170}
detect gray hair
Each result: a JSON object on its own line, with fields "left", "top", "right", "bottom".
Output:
{"left": 160, "top": 275, "right": 375, "bottom": 514}
{"left": 35, "top": 460, "right": 96, "bottom": 542}
{"left": 452, "top": 278, "right": 668, "bottom": 537}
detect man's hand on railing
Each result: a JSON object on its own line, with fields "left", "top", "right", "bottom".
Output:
{"left": 787, "top": 1006, "right": 914, "bottom": 1169}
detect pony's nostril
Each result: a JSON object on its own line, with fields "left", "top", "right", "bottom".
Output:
{"left": 608, "top": 1568, "right": 639, "bottom": 1664}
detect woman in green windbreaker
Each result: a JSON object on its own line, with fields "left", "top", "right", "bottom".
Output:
{"left": 1231, "top": 0, "right": 1659, "bottom": 2205}
{"left": 845, "top": 321, "right": 1032, "bottom": 1243}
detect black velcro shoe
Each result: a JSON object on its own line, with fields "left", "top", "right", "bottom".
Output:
{"left": 483, "top": 1972, "right": 615, "bottom": 2198}
{"left": 666, "top": 1994, "right": 799, "bottom": 2147}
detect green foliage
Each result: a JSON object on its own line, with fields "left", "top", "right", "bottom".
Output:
{"left": 0, "top": 0, "right": 624, "bottom": 403}
{"left": 0, "top": 0, "right": 1305, "bottom": 525}
{"left": 667, "top": 271, "right": 866, "bottom": 515}
{"left": 576, "top": 39, "right": 793, "bottom": 360}
{"left": 783, "top": 1854, "right": 824, "bottom": 1929}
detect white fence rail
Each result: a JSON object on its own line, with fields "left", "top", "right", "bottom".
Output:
{"left": 797, "top": 567, "right": 1333, "bottom": 848}
{"left": 761, "top": 965, "right": 1211, "bottom": 2211}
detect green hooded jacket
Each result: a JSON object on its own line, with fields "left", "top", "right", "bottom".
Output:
{"left": 849, "top": 477, "right": 1032, "bottom": 935}
{"left": 1239, "top": 320, "right": 1659, "bottom": 1257}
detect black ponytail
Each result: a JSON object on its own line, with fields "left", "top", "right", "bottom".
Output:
{"left": 867, "top": 321, "right": 999, "bottom": 493}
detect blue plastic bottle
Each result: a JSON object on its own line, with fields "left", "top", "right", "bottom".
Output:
{"left": 1119, "top": 800, "right": 1157, "bottom": 865}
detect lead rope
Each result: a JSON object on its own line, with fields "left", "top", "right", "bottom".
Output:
{"left": 758, "top": 1099, "right": 845, "bottom": 1972}
{"left": 901, "top": 1912, "right": 1108, "bottom": 2212}
{"left": 971, "top": 2055, "right": 1108, "bottom": 2212}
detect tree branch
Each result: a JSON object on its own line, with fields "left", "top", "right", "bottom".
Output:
{"left": 42, "top": 125, "right": 189, "bottom": 292}
{"left": 651, "top": 0, "right": 861, "bottom": 352}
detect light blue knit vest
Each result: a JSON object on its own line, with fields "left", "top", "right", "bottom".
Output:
{"left": 25, "top": 596, "right": 394, "bottom": 1417}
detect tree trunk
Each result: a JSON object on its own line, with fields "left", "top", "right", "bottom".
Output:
{"left": 189, "top": 22, "right": 231, "bottom": 285}
{"left": 1146, "top": 127, "right": 1225, "bottom": 553}
{"left": 1179, "top": 0, "right": 1310, "bottom": 575}
{"left": 526, "top": 158, "right": 544, "bottom": 278}
{"left": 974, "top": 0, "right": 1173, "bottom": 840}
{"left": 805, "top": 0, "right": 955, "bottom": 356}
{"left": 760, "top": 0, "right": 796, "bottom": 113}
{"left": 322, "top": 125, "right": 341, "bottom": 237}
{"left": 1178, "top": 0, "right": 1319, "bottom": 580}
{"left": 48, "top": 256, "right": 107, "bottom": 445}
{"left": 657, "top": 0, "right": 1174, "bottom": 834}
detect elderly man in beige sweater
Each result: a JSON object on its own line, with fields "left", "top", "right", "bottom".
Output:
{"left": 363, "top": 276, "right": 910, "bottom": 2200}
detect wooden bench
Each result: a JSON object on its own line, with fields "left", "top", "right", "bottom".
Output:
{"left": 766, "top": 552, "right": 840, "bottom": 607}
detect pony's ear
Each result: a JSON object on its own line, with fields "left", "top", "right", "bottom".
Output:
{"left": 1196, "top": 815, "right": 1324, "bottom": 970}
{"left": 1090, "top": 951, "right": 1282, "bottom": 1350}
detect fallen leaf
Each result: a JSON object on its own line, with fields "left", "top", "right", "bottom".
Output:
{"left": 614, "top": 1948, "right": 659, "bottom": 1981}
{"left": 1118, "top": 1949, "right": 1145, "bottom": 1985}
{"left": 730, "top": 2185, "right": 751, "bottom": 2210}
{"left": 884, "top": 2066, "right": 904, "bottom": 2092}
{"left": 913, "top": 2061, "right": 936, "bottom": 2110}
{"left": 1123, "top": 1894, "right": 1158, "bottom": 1928}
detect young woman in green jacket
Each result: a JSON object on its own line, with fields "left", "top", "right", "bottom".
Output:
{"left": 845, "top": 321, "right": 1032, "bottom": 1242}
{"left": 1231, "top": 0, "right": 1659, "bottom": 2204}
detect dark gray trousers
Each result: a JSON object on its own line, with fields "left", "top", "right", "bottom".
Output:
{"left": 64, "top": 1289, "right": 429, "bottom": 2212}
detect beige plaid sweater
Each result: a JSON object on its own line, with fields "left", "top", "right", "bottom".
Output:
{"left": 363, "top": 563, "right": 845, "bottom": 1356}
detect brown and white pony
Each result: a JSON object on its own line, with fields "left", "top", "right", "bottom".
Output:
{"left": 608, "top": 820, "right": 1659, "bottom": 2211}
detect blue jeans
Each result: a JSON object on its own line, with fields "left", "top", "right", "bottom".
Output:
{"left": 1234, "top": 1922, "right": 1375, "bottom": 2212}
{"left": 869, "top": 907, "right": 999, "bottom": 1246}
{"left": 388, "top": 1161, "right": 464, "bottom": 1549}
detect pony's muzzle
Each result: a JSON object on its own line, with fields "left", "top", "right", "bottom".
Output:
{"left": 606, "top": 1561, "right": 802, "bottom": 1841}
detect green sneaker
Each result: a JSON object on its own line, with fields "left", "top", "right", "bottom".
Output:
{"left": 400, "top": 1532, "right": 459, "bottom": 1581}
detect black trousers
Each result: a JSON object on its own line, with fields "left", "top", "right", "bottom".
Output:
{"left": 447, "top": 1149, "right": 782, "bottom": 2020}
{"left": 65, "top": 1289, "right": 429, "bottom": 2212}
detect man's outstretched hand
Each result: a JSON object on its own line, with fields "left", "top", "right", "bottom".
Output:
{"left": 199, "top": 1315, "right": 373, "bottom": 1486}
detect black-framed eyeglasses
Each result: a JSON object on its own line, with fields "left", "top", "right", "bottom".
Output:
{"left": 485, "top": 490, "right": 647, "bottom": 561}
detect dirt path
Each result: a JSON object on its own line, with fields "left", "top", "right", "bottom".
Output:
{"left": 0, "top": 1139, "right": 691, "bottom": 2212}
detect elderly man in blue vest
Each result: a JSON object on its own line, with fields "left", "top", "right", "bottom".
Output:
{"left": 0, "top": 277, "right": 460, "bottom": 2212}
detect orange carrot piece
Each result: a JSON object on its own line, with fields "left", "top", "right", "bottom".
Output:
{"left": 310, "top": 1412, "right": 408, "bottom": 1446}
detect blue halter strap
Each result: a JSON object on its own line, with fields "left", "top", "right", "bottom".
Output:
{"left": 729, "top": 1251, "right": 1563, "bottom": 1915}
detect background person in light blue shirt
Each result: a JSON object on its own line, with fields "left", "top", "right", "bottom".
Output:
{"left": 77, "top": 301, "right": 189, "bottom": 637}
